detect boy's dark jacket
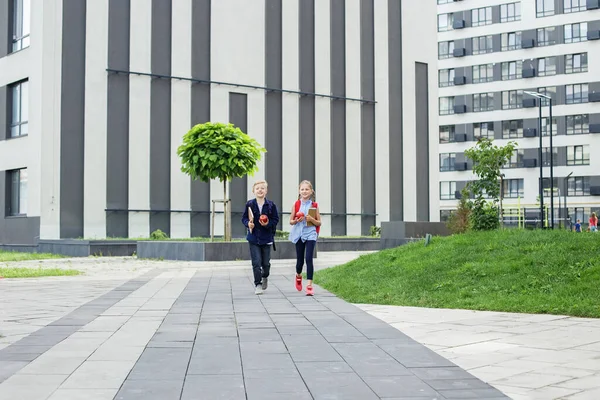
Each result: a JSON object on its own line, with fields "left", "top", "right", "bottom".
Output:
{"left": 241, "top": 198, "right": 279, "bottom": 245}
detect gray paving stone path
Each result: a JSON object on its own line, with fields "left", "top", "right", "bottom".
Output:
{"left": 0, "top": 254, "right": 509, "bottom": 400}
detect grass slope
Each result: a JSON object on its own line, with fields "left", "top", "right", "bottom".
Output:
{"left": 314, "top": 229, "right": 600, "bottom": 318}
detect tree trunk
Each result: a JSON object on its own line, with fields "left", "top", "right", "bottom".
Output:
{"left": 223, "top": 180, "right": 229, "bottom": 241}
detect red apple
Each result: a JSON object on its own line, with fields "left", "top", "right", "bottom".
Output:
{"left": 296, "top": 211, "right": 305, "bottom": 219}
{"left": 259, "top": 214, "right": 268, "bottom": 224}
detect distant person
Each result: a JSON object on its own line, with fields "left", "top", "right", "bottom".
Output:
{"left": 574, "top": 219, "right": 582, "bottom": 233}
{"left": 590, "top": 212, "right": 598, "bottom": 232}
{"left": 289, "top": 180, "right": 321, "bottom": 296}
{"left": 242, "top": 180, "right": 279, "bottom": 295}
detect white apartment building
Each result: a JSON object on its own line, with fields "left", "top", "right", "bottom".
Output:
{"left": 0, "top": 0, "right": 439, "bottom": 248}
{"left": 437, "top": 0, "right": 600, "bottom": 227}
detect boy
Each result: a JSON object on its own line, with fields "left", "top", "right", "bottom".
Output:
{"left": 241, "top": 180, "right": 279, "bottom": 294}
{"left": 575, "top": 219, "right": 582, "bottom": 232}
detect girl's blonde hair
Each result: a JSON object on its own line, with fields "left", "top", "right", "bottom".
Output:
{"left": 298, "top": 180, "right": 316, "bottom": 202}
{"left": 252, "top": 180, "right": 268, "bottom": 193}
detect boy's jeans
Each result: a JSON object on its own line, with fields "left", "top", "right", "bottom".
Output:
{"left": 249, "top": 243, "right": 271, "bottom": 286}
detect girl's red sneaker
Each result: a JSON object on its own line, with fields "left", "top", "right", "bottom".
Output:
{"left": 295, "top": 275, "right": 302, "bottom": 291}
{"left": 306, "top": 285, "right": 314, "bottom": 296}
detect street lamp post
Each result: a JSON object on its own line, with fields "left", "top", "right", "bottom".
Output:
{"left": 565, "top": 171, "right": 574, "bottom": 230}
{"left": 524, "top": 91, "right": 553, "bottom": 229}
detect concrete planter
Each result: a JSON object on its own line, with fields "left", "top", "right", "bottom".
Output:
{"left": 317, "top": 238, "right": 380, "bottom": 252}
{"left": 37, "top": 240, "right": 137, "bottom": 257}
{"left": 137, "top": 240, "right": 315, "bottom": 261}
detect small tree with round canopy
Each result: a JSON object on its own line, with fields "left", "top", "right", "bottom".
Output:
{"left": 177, "top": 122, "right": 265, "bottom": 241}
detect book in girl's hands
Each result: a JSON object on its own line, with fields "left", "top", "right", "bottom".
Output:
{"left": 307, "top": 208, "right": 317, "bottom": 226}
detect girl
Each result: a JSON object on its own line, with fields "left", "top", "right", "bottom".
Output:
{"left": 589, "top": 212, "right": 598, "bottom": 232}
{"left": 289, "top": 180, "right": 321, "bottom": 296}
{"left": 242, "top": 180, "right": 279, "bottom": 295}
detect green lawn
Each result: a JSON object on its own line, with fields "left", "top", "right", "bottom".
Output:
{"left": 0, "top": 267, "right": 81, "bottom": 278}
{"left": 314, "top": 229, "right": 600, "bottom": 318}
{"left": 0, "top": 251, "right": 65, "bottom": 262}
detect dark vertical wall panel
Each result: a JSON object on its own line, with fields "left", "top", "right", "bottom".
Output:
{"left": 106, "top": 0, "right": 130, "bottom": 238}
{"left": 265, "top": 0, "right": 282, "bottom": 227}
{"left": 60, "top": 0, "right": 86, "bottom": 238}
{"left": 415, "top": 62, "right": 430, "bottom": 221}
{"left": 299, "top": 0, "right": 315, "bottom": 184}
{"left": 0, "top": 86, "right": 6, "bottom": 140}
{"left": 229, "top": 93, "right": 248, "bottom": 238}
{"left": 330, "top": 0, "right": 346, "bottom": 235}
{"left": 361, "top": 0, "right": 375, "bottom": 234}
{"left": 0, "top": 0, "right": 9, "bottom": 58}
{"left": 388, "top": 0, "right": 403, "bottom": 221}
{"left": 149, "top": 0, "right": 172, "bottom": 235}
{"left": 190, "top": 0, "right": 211, "bottom": 237}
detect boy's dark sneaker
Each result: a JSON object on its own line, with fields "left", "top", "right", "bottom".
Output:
{"left": 261, "top": 277, "right": 268, "bottom": 290}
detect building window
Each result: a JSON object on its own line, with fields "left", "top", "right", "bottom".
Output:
{"left": 500, "top": 3, "right": 521, "bottom": 22}
{"left": 440, "top": 210, "right": 455, "bottom": 222}
{"left": 472, "top": 35, "right": 494, "bottom": 55}
{"left": 537, "top": 27, "right": 556, "bottom": 46}
{"left": 565, "top": 53, "right": 587, "bottom": 74}
{"left": 502, "top": 32, "right": 521, "bottom": 51}
{"left": 472, "top": 64, "right": 494, "bottom": 84}
{"left": 502, "top": 90, "right": 523, "bottom": 110}
{"left": 439, "top": 97, "right": 455, "bottom": 115}
{"left": 564, "top": 0, "right": 586, "bottom": 13}
{"left": 8, "top": 169, "right": 28, "bottom": 216}
{"left": 565, "top": 22, "right": 587, "bottom": 43}
{"left": 10, "top": 80, "right": 29, "bottom": 138}
{"left": 538, "top": 86, "right": 556, "bottom": 106}
{"left": 438, "top": 13, "right": 454, "bottom": 32}
{"left": 568, "top": 176, "right": 590, "bottom": 196}
{"left": 567, "top": 145, "right": 590, "bottom": 165}
{"left": 504, "top": 149, "right": 525, "bottom": 168}
{"left": 439, "top": 125, "right": 455, "bottom": 143}
{"left": 541, "top": 117, "right": 558, "bottom": 136}
{"left": 566, "top": 114, "right": 589, "bottom": 135}
{"left": 503, "top": 179, "right": 524, "bottom": 198}
{"left": 502, "top": 120, "right": 523, "bottom": 139}
{"left": 473, "top": 93, "right": 494, "bottom": 112}
{"left": 440, "top": 182, "right": 457, "bottom": 200}
{"left": 536, "top": 0, "right": 555, "bottom": 17}
{"left": 566, "top": 84, "right": 588, "bottom": 104}
{"left": 440, "top": 153, "right": 457, "bottom": 172}
{"left": 542, "top": 147, "right": 559, "bottom": 166}
{"left": 474, "top": 122, "right": 494, "bottom": 140}
{"left": 502, "top": 60, "right": 523, "bottom": 80}
{"left": 12, "top": 0, "right": 30, "bottom": 52}
{"left": 569, "top": 207, "right": 591, "bottom": 224}
{"left": 439, "top": 69, "right": 455, "bottom": 88}
{"left": 472, "top": 7, "right": 492, "bottom": 27}
{"left": 537, "top": 57, "right": 556, "bottom": 76}
{"left": 438, "top": 41, "right": 454, "bottom": 59}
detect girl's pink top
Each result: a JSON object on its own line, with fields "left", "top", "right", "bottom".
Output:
{"left": 589, "top": 217, "right": 598, "bottom": 227}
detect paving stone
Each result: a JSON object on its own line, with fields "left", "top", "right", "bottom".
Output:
{"left": 114, "top": 379, "right": 183, "bottom": 400}
{"left": 126, "top": 348, "right": 191, "bottom": 380}
{"left": 181, "top": 375, "right": 245, "bottom": 400}
{"left": 61, "top": 361, "right": 135, "bottom": 389}
{"left": 187, "top": 344, "right": 242, "bottom": 375}
{"left": 362, "top": 375, "right": 442, "bottom": 398}
{"left": 303, "top": 372, "right": 380, "bottom": 399}
{"left": 411, "top": 367, "right": 479, "bottom": 381}
{"left": 47, "top": 388, "right": 119, "bottom": 400}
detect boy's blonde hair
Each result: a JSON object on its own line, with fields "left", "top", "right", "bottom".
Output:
{"left": 252, "top": 180, "right": 268, "bottom": 192}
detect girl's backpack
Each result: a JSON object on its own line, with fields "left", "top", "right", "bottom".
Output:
{"left": 294, "top": 200, "right": 320, "bottom": 235}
